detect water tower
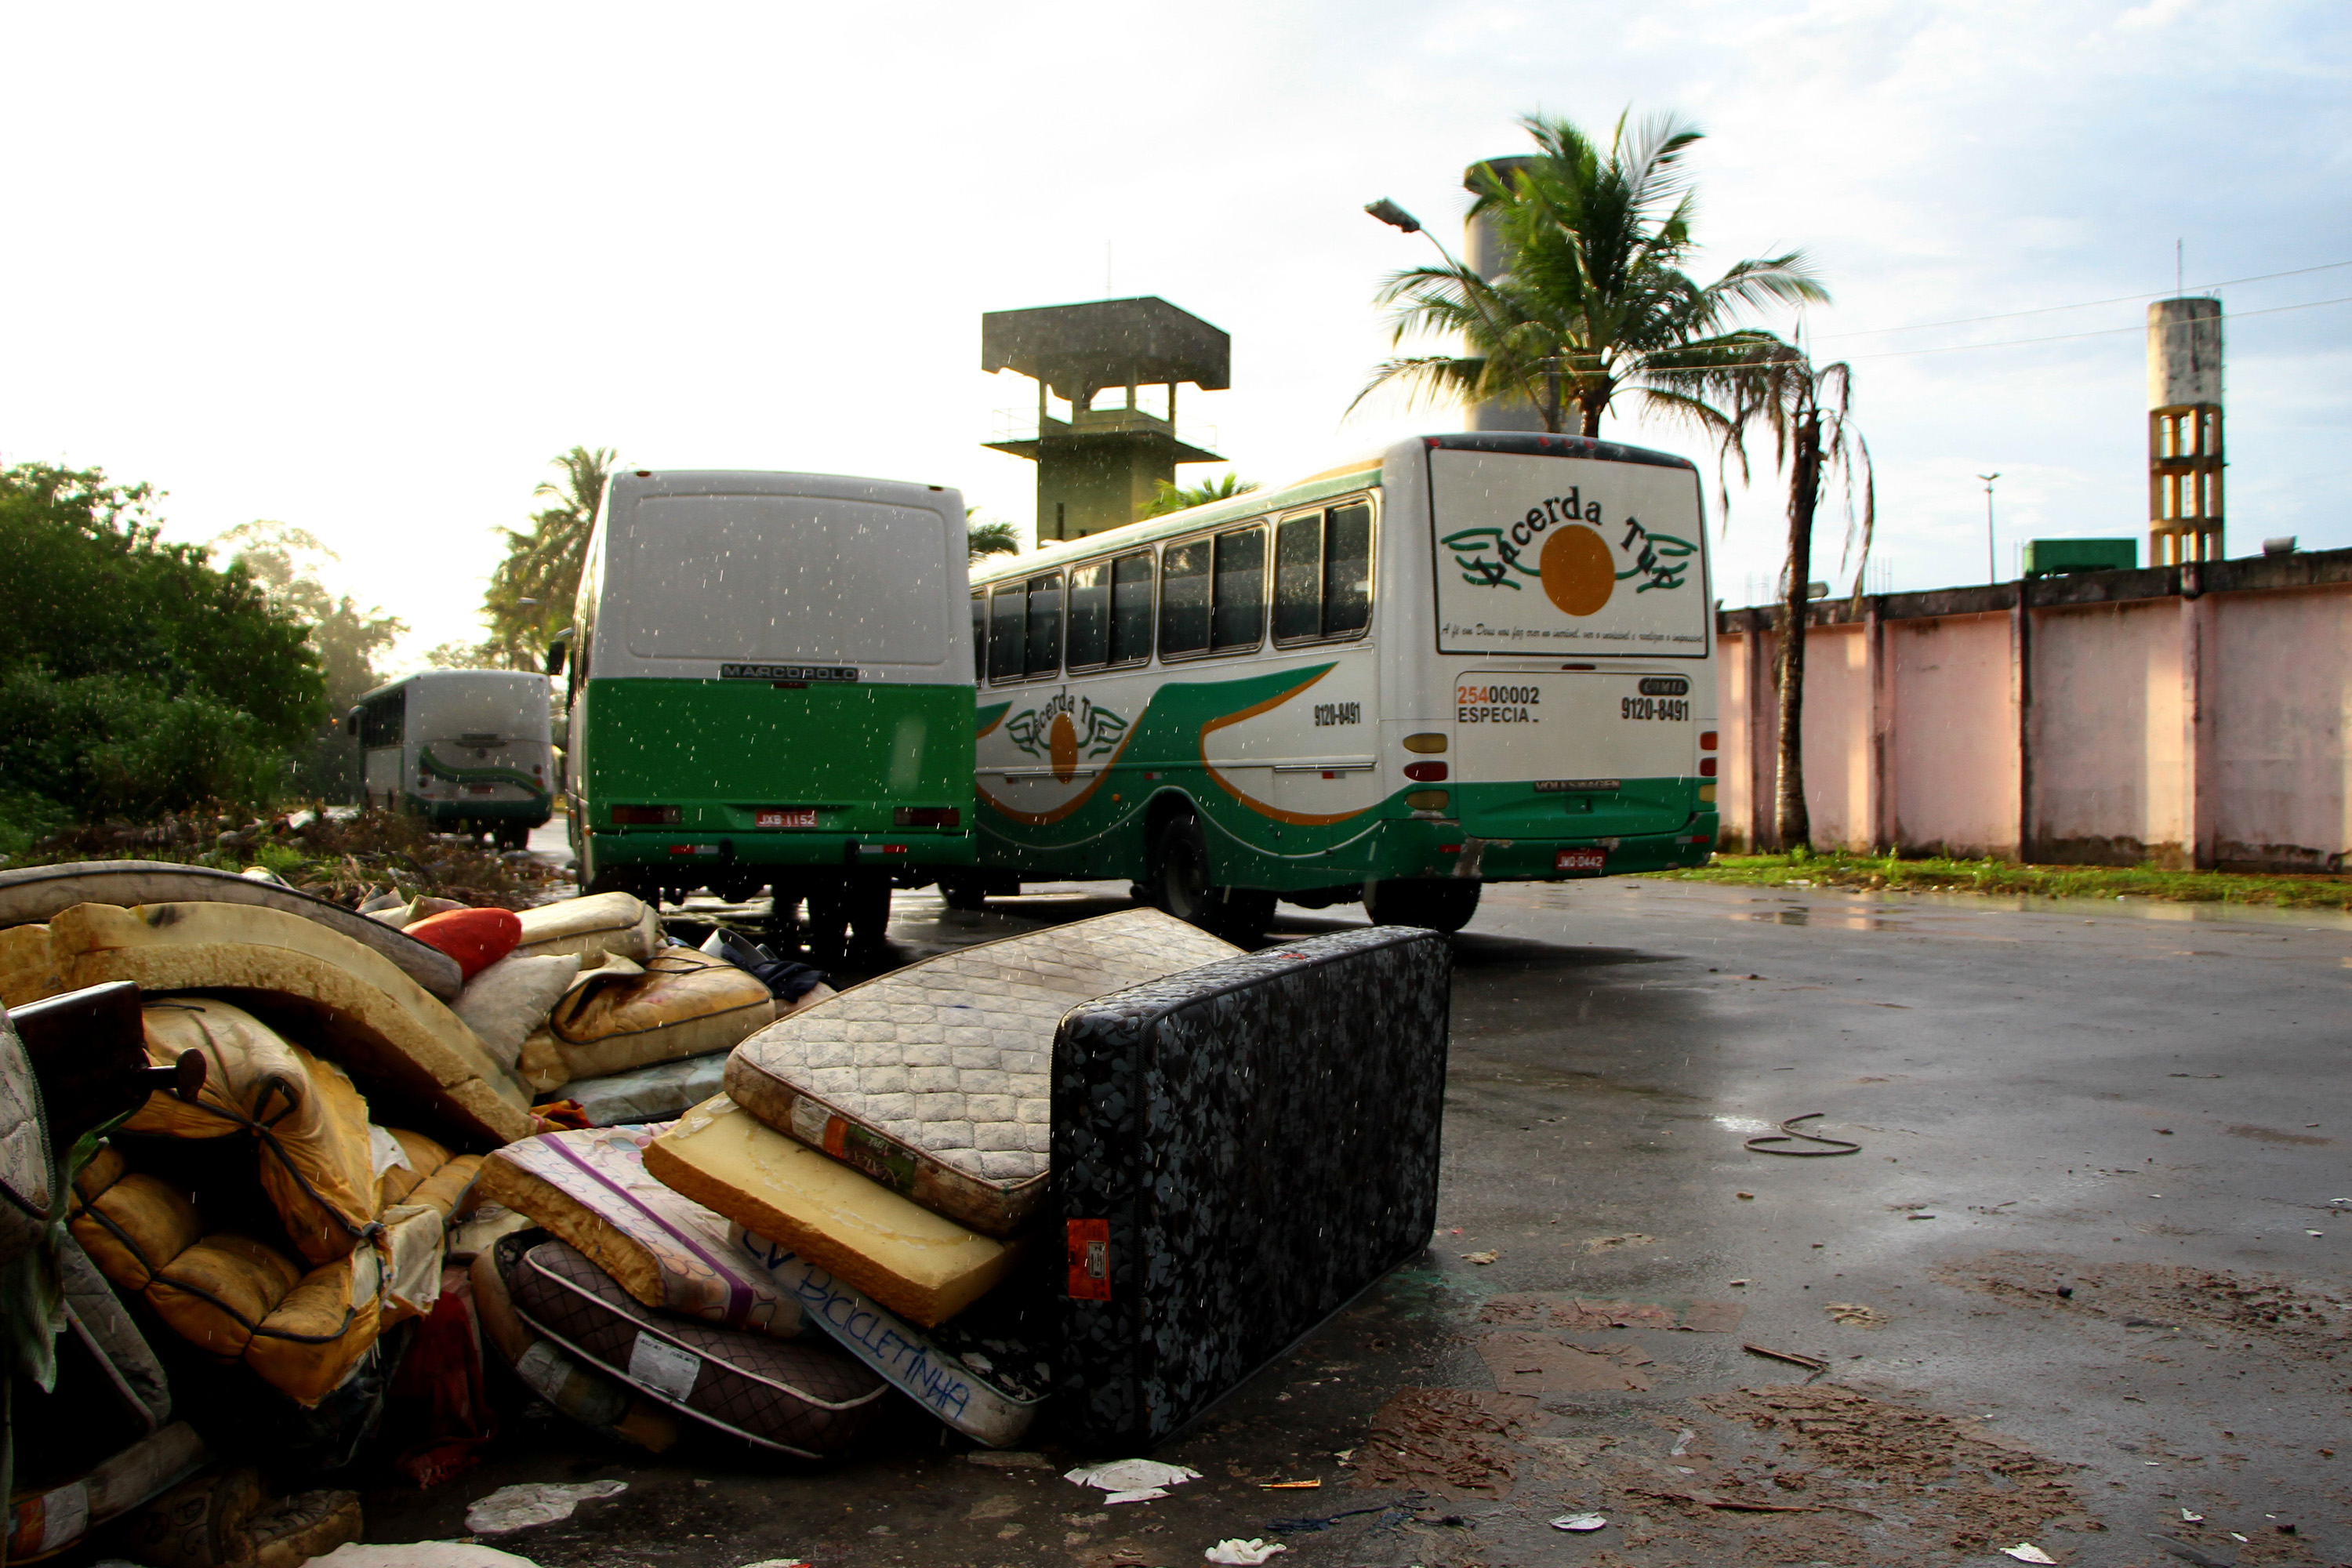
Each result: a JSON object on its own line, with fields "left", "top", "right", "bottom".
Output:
{"left": 2147, "top": 298, "right": 2224, "bottom": 564}
{"left": 981, "top": 297, "right": 1229, "bottom": 543}
{"left": 1461, "top": 155, "right": 1541, "bottom": 432}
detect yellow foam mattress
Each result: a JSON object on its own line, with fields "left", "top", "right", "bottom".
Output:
{"left": 48, "top": 902, "right": 532, "bottom": 1145}
{"left": 642, "top": 1095, "right": 1019, "bottom": 1327}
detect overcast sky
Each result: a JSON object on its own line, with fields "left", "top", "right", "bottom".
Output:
{"left": 3, "top": 0, "right": 2345, "bottom": 666}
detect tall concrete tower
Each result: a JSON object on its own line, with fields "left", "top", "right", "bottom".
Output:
{"left": 2147, "top": 298, "right": 2224, "bottom": 564}
{"left": 1461, "top": 155, "right": 1541, "bottom": 432}
{"left": 981, "top": 296, "right": 1229, "bottom": 543}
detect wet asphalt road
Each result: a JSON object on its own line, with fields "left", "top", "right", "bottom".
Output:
{"left": 364, "top": 867, "right": 2352, "bottom": 1568}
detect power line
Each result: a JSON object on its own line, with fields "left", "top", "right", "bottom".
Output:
{"left": 1843, "top": 293, "right": 2352, "bottom": 361}
{"left": 1814, "top": 259, "right": 2352, "bottom": 341}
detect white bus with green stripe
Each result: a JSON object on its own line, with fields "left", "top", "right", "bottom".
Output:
{"left": 348, "top": 670, "right": 555, "bottom": 849}
{"left": 961, "top": 430, "right": 1720, "bottom": 936}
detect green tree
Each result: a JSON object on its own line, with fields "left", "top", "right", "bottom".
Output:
{"left": 214, "top": 523, "right": 406, "bottom": 712}
{"left": 1142, "top": 473, "right": 1258, "bottom": 517}
{"left": 967, "top": 508, "right": 1022, "bottom": 560}
{"left": 1357, "top": 111, "right": 1825, "bottom": 437}
{"left": 475, "top": 446, "right": 617, "bottom": 670}
{"left": 1715, "top": 353, "right": 1872, "bottom": 853}
{"left": 0, "top": 463, "right": 323, "bottom": 826}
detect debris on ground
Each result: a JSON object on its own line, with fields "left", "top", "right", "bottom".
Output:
{"left": 1740, "top": 1342, "right": 1828, "bottom": 1373}
{"left": 1348, "top": 1388, "right": 1538, "bottom": 1497}
{"left": 1999, "top": 1545, "right": 2058, "bottom": 1565}
{"left": 1936, "top": 1250, "right": 2350, "bottom": 1355}
{"left": 1204, "top": 1541, "right": 1288, "bottom": 1565}
{"left": 1825, "top": 1301, "right": 1890, "bottom": 1327}
{"left": 1581, "top": 1232, "right": 1656, "bottom": 1251}
{"left": 1066, "top": 1459, "right": 1203, "bottom": 1493}
{"left": 1550, "top": 1512, "right": 1608, "bottom": 1530}
{"left": 463, "top": 1479, "right": 628, "bottom": 1534}
{"left": 1476, "top": 1332, "right": 1657, "bottom": 1392}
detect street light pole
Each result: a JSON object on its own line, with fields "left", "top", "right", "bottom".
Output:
{"left": 1363, "top": 198, "right": 1550, "bottom": 426}
{"left": 1977, "top": 474, "right": 2001, "bottom": 583}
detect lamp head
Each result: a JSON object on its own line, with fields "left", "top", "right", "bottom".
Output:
{"left": 1364, "top": 198, "right": 1421, "bottom": 234}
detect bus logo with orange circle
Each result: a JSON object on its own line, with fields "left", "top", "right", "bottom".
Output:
{"left": 1442, "top": 486, "right": 1695, "bottom": 613}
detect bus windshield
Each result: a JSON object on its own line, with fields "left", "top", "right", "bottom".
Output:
{"left": 623, "top": 494, "right": 948, "bottom": 664}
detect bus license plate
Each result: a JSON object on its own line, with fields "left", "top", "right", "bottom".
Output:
{"left": 757, "top": 808, "right": 818, "bottom": 829}
{"left": 1556, "top": 848, "right": 1606, "bottom": 873}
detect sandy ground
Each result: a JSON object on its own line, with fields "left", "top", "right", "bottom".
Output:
{"left": 360, "top": 857, "right": 2352, "bottom": 1568}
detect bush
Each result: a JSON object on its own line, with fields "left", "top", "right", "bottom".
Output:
{"left": 0, "top": 669, "right": 287, "bottom": 821}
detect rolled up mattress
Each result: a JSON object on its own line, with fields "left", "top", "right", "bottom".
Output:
{"left": 0, "top": 861, "right": 463, "bottom": 1000}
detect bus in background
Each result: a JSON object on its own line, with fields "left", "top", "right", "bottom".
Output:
{"left": 347, "top": 670, "right": 556, "bottom": 849}
{"left": 960, "top": 430, "right": 1717, "bottom": 938}
{"left": 557, "top": 470, "right": 975, "bottom": 957}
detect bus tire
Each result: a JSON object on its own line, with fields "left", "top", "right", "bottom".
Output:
{"left": 849, "top": 878, "right": 891, "bottom": 950}
{"left": 1220, "top": 887, "right": 1276, "bottom": 945}
{"left": 805, "top": 885, "right": 850, "bottom": 964}
{"left": 494, "top": 823, "right": 529, "bottom": 851}
{"left": 1364, "top": 878, "right": 1482, "bottom": 934}
{"left": 938, "top": 874, "right": 989, "bottom": 912}
{"left": 1152, "top": 810, "right": 1218, "bottom": 930}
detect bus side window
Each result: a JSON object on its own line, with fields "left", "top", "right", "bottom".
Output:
{"left": 1025, "top": 574, "right": 1063, "bottom": 677}
{"left": 1065, "top": 561, "right": 1109, "bottom": 670}
{"left": 1212, "top": 527, "right": 1265, "bottom": 651}
{"left": 1109, "top": 551, "right": 1153, "bottom": 664}
{"left": 1324, "top": 503, "right": 1373, "bottom": 636}
{"left": 1273, "top": 514, "right": 1321, "bottom": 641}
{"left": 988, "top": 583, "right": 1025, "bottom": 682}
{"left": 1160, "top": 539, "right": 1210, "bottom": 658}
{"left": 970, "top": 593, "right": 988, "bottom": 677}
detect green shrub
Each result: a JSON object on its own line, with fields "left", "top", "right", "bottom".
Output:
{"left": 0, "top": 669, "right": 286, "bottom": 821}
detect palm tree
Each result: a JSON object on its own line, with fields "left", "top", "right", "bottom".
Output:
{"left": 1356, "top": 112, "right": 1828, "bottom": 439}
{"left": 968, "top": 517, "right": 1022, "bottom": 559}
{"left": 1142, "top": 473, "right": 1258, "bottom": 517}
{"left": 482, "top": 445, "right": 616, "bottom": 668}
{"left": 1717, "top": 352, "right": 1874, "bottom": 851}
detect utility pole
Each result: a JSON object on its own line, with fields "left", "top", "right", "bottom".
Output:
{"left": 1978, "top": 474, "right": 2001, "bottom": 583}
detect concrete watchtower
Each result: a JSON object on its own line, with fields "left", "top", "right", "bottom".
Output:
{"left": 1460, "top": 155, "right": 1543, "bottom": 433}
{"left": 982, "top": 296, "right": 1229, "bottom": 543}
{"left": 2147, "top": 298, "right": 2224, "bottom": 564}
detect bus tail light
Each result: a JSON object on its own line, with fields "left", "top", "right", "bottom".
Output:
{"left": 1404, "top": 789, "right": 1450, "bottom": 813}
{"left": 1699, "top": 757, "right": 1718, "bottom": 777}
{"left": 894, "top": 807, "right": 962, "bottom": 828}
{"left": 1403, "top": 761, "right": 1448, "bottom": 782}
{"left": 1700, "top": 731, "right": 1719, "bottom": 751}
{"left": 1403, "top": 733, "right": 1448, "bottom": 754}
{"left": 612, "top": 805, "right": 681, "bottom": 826}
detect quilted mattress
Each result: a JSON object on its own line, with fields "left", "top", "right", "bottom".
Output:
{"left": 508, "top": 1239, "right": 888, "bottom": 1458}
{"left": 477, "top": 1124, "right": 802, "bottom": 1338}
{"left": 725, "top": 908, "right": 1237, "bottom": 1236}
{"left": 1051, "top": 925, "right": 1452, "bottom": 1450}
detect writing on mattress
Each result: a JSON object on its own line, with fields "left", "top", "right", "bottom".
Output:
{"left": 735, "top": 1233, "right": 974, "bottom": 1421}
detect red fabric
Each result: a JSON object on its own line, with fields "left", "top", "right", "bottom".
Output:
{"left": 405, "top": 908, "right": 522, "bottom": 979}
{"left": 390, "top": 1266, "right": 495, "bottom": 1487}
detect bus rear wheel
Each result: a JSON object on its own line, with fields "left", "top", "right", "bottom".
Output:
{"left": 1153, "top": 811, "right": 1272, "bottom": 942}
{"left": 1364, "top": 878, "right": 1482, "bottom": 934}
{"left": 938, "top": 874, "right": 990, "bottom": 912}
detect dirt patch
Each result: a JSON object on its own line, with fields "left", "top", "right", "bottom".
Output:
{"left": 1824, "top": 1301, "right": 1889, "bottom": 1329}
{"left": 1703, "top": 1383, "right": 2086, "bottom": 1553}
{"left": 1476, "top": 1294, "right": 1743, "bottom": 1333}
{"left": 1348, "top": 1387, "right": 1539, "bottom": 1497}
{"left": 1475, "top": 1334, "right": 1656, "bottom": 1392}
{"left": 1936, "top": 1250, "right": 2350, "bottom": 1358}
{"left": 2225, "top": 1123, "right": 2333, "bottom": 1147}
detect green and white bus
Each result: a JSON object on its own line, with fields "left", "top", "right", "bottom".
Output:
{"left": 347, "top": 669, "right": 555, "bottom": 848}
{"left": 559, "top": 470, "right": 975, "bottom": 951}
{"left": 963, "top": 430, "right": 1719, "bottom": 936}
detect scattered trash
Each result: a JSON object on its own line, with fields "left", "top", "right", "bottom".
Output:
{"left": 1740, "top": 1342, "right": 1828, "bottom": 1373}
{"left": 1905, "top": 1212, "right": 1937, "bottom": 1221}
{"left": 1744, "top": 1112, "right": 1861, "bottom": 1156}
{"left": 1550, "top": 1513, "right": 1608, "bottom": 1531}
{"left": 967, "top": 1450, "right": 1053, "bottom": 1468}
{"left": 1825, "top": 1301, "right": 1889, "bottom": 1328}
{"left": 2227, "top": 1532, "right": 2249, "bottom": 1543}
{"left": 1259, "top": 1479, "right": 1321, "bottom": 1489}
{"left": 464, "top": 1480, "right": 628, "bottom": 1535}
{"left": 1105, "top": 1488, "right": 1167, "bottom": 1504}
{"left": 315, "top": 1546, "right": 543, "bottom": 1568}
{"left": 1998, "top": 1544, "right": 2057, "bottom": 1564}
{"left": 1728, "top": 1278, "right": 1750, "bottom": 1287}
{"left": 1581, "top": 1232, "right": 1655, "bottom": 1251}
{"left": 1735, "top": 1190, "right": 1755, "bottom": 1200}
{"left": 1669, "top": 1428, "right": 1695, "bottom": 1456}
{"left": 1205, "top": 1541, "right": 1288, "bottom": 1565}
{"left": 1065, "top": 1459, "right": 1202, "bottom": 1493}
{"left": 2179, "top": 1508, "right": 2202, "bottom": 1522}
{"left": 1460, "top": 1250, "right": 1498, "bottom": 1265}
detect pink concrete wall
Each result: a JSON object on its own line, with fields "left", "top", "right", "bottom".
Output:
{"left": 1889, "top": 614, "right": 2020, "bottom": 858}
{"left": 2031, "top": 601, "right": 2187, "bottom": 864}
{"left": 1716, "top": 578, "right": 2352, "bottom": 869}
{"left": 2211, "top": 586, "right": 2352, "bottom": 869}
